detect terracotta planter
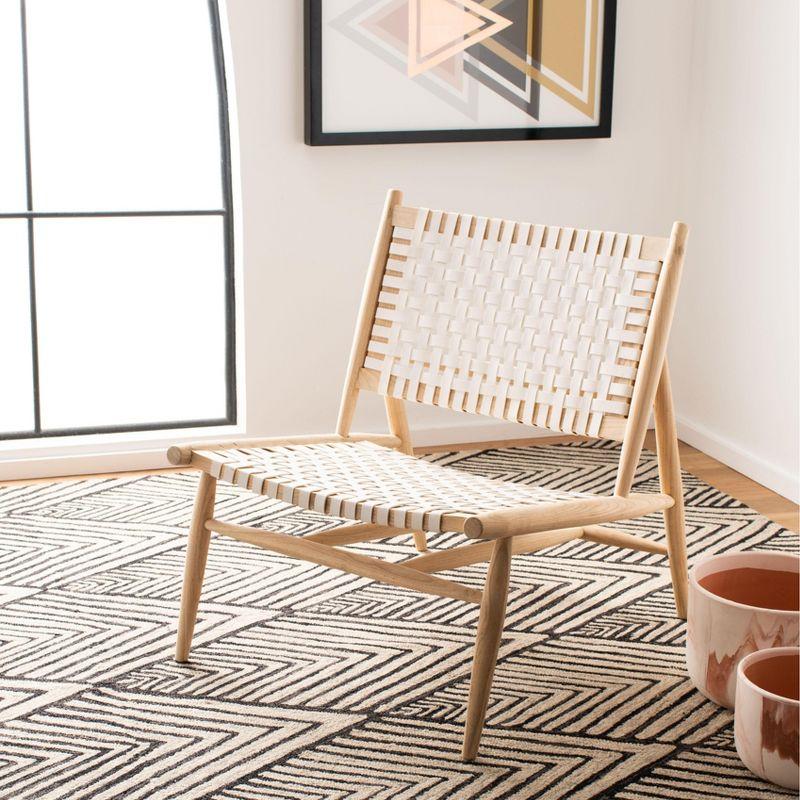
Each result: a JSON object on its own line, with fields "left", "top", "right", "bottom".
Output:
{"left": 735, "top": 647, "right": 799, "bottom": 790}
{"left": 687, "top": 551, "right": 799, "bottom": 708}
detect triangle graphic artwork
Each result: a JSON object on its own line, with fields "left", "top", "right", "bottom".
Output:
{"left": 408, "top": 0, "right": 511, "bottom": 77}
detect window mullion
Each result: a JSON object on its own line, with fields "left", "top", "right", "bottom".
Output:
{"left": 20, "top": 0, "right": 41, "bottom": 435}
{"left": 208, "top": 0, "right": 237, "bottom": 426}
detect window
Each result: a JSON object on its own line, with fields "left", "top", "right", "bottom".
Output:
{"left": 0, "top": 0, "right": 236, "bottom": 439}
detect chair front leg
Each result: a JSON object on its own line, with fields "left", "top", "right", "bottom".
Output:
{"left": 462, "top": 536, "right": 512, "bottom": 761}
{"left": 175, "top": 471, "right": 217, "bottom": 662}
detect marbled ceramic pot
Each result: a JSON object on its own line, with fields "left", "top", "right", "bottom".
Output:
{"left": 735, "top": 647, "right": 799, "bottom": 790}
{"left": 687, "top": 551, "right": 799, "bottom": 708}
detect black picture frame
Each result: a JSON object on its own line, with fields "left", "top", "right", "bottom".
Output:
{"left": 305, "top": 0, "right": 617, "bottom": 146}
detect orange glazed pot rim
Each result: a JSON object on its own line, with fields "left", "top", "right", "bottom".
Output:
{"left": 689, "top": 551, "right": 800, "bottom": 616}
{"left": 737, "top": 647, "right": 800, "bottom": 707}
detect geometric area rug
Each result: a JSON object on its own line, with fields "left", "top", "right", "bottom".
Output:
{"left": 0, "top": 441, "right": 796, "bottom": 799}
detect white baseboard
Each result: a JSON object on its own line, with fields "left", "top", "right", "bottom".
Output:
{"left": 410, "top": 420, "right": 553, "bottom": 448}
{"left": 0, "top": 449, "right": 172, "bottom": 482}
{"left": 0, "top": 424, "right": 243, "bottom": 482}
{"left": 676, "top": 415, "right": 799, "bottom": 504}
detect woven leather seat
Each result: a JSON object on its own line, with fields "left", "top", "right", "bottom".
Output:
{"left": 198, "top": 440, "right": 594, "bottom": 532}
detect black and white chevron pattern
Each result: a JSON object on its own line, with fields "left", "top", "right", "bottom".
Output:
{"left": 0, "top": 441, "right": 795, "bottom": 799}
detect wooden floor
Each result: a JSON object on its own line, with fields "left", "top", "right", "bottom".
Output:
{"left": 1, "top": 434, "right": 797, "bottom": 532}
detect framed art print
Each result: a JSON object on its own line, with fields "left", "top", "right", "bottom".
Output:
{"left": 305, "top": 0, "right": 616, "bottom": 145}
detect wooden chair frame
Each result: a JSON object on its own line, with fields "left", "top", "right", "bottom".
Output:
{"left": 168, "top": 189, "right": 689, "bottom": 761}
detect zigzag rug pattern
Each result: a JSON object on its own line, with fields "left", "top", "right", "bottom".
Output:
{"left": 0, "top": 441, "right": 795, "bottom": 799}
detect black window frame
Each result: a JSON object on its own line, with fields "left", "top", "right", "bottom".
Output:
{"left": 0, "top": 0, "right": 237, "bottom": 441}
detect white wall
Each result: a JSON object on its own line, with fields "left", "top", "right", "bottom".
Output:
{"left": 5, "top": 0, "right": 798, "bottom": 501}
{"left": 671, "top": 0, "right": 799, "bottom": 501}
{"left": 227, "top": 0, "right": 695, "bottom": 444}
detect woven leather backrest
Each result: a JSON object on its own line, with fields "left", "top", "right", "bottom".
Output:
{"left": 360, "top": 205, "right": 670, "bottom": 441}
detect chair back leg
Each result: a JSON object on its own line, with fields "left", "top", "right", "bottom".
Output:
{"left": 175, "top": 472, "right": 217, "bottom": 662}
{"left": 654, "top": 362, "right": 688, "bottom": 618}
{"left": 462, "top": 536, "right": 512, "bottom": 761}
{"left": 384, "top": 396, "right": 427, "bottom": 552}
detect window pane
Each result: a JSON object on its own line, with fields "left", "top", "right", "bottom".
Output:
{"left": 0, "top": 1, "right": 27, "bottom": 212}
{"left": 25, "top": 0, "right": 223, "bottom": 212}
{"left": 35, "top": 216, "right": 227, "bottom": 429}
{"left": 0, "top": 221, "right": 34, "bottom": 432}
